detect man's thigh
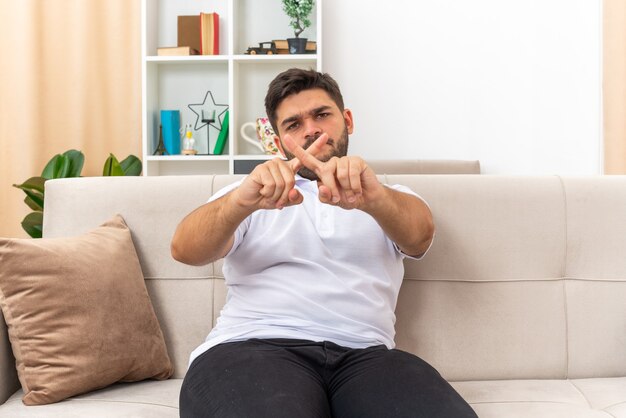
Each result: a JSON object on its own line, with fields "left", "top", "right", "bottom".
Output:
{"left": 179, "top": 340, "right": 330, "bottom": 418}
{"left": 329, "top": 346, "right": 478, "bottom": 418}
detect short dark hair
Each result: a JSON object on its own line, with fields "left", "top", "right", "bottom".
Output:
{"left": 265, "top": 68, "right": 345, "bottom": 135}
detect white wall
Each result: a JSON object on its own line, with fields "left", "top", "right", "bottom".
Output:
{"left": 322, "top": 0, "right": 602, "bottom": 174}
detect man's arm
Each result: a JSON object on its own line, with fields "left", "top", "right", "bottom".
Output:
{"left": 170, "top": 191, "right": 253, "bottom": 266}
{"left": 171, "top": 134, "right": 330, "bottom": 266}
{"left": 361, "top": 186, "right": 434, "bottom": 258}
{"left": 283, "top": 136, "right": 434, "bottom": 258}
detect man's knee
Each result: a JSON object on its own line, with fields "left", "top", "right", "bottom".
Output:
{"left": 331, "top": 347, "right": 477, "bottom": 418}
{"left": 179, "top": 341, "right": 330, "bottom": 418}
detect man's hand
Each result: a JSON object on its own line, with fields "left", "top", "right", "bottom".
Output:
{"left": 283, "top": 136, "right": 434, "bottom": 256}
{"left": 232, "top": 133, "right": 331, "bottom": 211}
{"left": 282, "top": 135, "right": 385, "bottom": 211}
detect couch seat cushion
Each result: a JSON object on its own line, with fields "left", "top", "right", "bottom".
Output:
{"left": 0, "top": 379, "right": 181, "bottom": 417}
{"left": 451, "top": 377, "right": 626, "bottom": 417}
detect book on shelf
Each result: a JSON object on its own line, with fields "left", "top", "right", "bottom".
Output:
{"left": 177, "top": 16, "right": 202, "bottom": 54}
{"left": 157, "top": 46, "right": 199, "bottom": 56}
{"left": 272, "top": 39, "right": 289, "bottom": 50}
{"left": 213, "top": 110, "right": 229, "bottom": 155}
{"left": 200, "top": 12, "right": 220, "bottom": 55}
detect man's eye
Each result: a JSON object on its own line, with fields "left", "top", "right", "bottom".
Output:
{"left": 286, "top": 122, "right": 299, "bottom": 131}
{"left": 316, "top": 113, "right": 329, "bottom": 119}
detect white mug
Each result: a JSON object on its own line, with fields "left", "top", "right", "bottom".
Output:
{"left": 240, "top": 118, "right": 282, "bottom": 155}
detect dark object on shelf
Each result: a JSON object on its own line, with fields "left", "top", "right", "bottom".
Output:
{"left": 153, "top": 125, "right": 168, "bottom": 155}
{"left": 287, "top": 37, "right": 307, "bottom": 54}
{"left": 245, "top": 42, "right": 277, "bottom": 55}
{"left": 234, "top": 159, "right": 266, "bottom": 174}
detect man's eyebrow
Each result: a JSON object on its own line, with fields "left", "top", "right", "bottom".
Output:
{"left": 310, "top": 105, "right": 332, "bottom": 114}
{"left": 280, "top": 105, "right": 333, "bottom": 129}
{"left": 280, "top": 114, "right": 300, "bottom": 129}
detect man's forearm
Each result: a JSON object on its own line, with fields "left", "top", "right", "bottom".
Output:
{"left": 362, "top": 187, "right": 434, "bottom": 257}
{"left": 171, "top": 190, "right": 253, "bottom": 266}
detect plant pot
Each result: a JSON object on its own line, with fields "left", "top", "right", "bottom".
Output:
{"left": 287, "top": 37, "right": 307, "bottom": 54}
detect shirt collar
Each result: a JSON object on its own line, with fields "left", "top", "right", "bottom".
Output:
{"left": 295, "top": 174, "right": 318, "bottom": 192}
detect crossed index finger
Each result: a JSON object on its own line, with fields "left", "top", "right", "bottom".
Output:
{"left": 285, "top": 133, "right": 329, "bottom": 173}
{"left": 283, "top": 134, "right": 340, "bottom": 203}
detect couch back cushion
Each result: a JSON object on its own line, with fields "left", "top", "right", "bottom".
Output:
{"left": 42, "top": 175, "right": 626, "bottom": 381}
{"left": 366, "top": 159, "right": 480, "bottom": 174}
{"left": 386, "top": 175, "right": 626, "bottom": 381}
{"left": 43, "top": 176, "right": 227, "bottom": 378}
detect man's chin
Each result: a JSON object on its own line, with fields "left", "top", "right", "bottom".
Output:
{"left": 296, "top": 150, "right": 335, "bottom": 180}
{"left": 297, "top": 167, "right": 319, "bottom": 181}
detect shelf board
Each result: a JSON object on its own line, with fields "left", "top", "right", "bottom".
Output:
{"left": 145, "top": 155, "right": 284, "bottom": 162}
{"left": 233, "top": 54, "right": 318, "bottom": 64}
{"left": 146, "top": 155, "right": 230, "bottom": 161}
{"left": 145, "top": 55, "right": 317, "bottom": 64}
{"left": 235, "top": 154, "right": 282, "bottom": 161}
{"left": 146, "top": 55, "right": 228, "bottom": 63}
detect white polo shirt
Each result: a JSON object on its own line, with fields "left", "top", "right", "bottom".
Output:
{"left": 188, "top": 175, "right": 431, "bottom": 366}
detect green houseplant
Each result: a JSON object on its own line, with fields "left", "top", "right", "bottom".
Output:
{"left": 12, "top": 150, "right": 142, "bottom": 238}
{"left": 282, "top": 0, "right": 314, "bottom": 54}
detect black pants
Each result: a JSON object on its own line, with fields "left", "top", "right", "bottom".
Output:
{"left": 179, "top": 339, "right": 477, "bottom": 418}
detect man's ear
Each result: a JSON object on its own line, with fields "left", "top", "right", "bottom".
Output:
{"left": 343, "top": 108, "right": 354, "bottom": 134}
{"left": 274, "top": 135, "right": 286, "bottom": 157}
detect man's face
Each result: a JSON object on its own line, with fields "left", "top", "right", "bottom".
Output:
{"left": 275, "top": 88, "right": 354, "bottom": 180}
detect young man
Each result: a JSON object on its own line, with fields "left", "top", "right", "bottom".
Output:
{"left": 173, "top": 68, "right": 476, "bottom": 418}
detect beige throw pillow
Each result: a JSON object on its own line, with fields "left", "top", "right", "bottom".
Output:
{"left": 0, "top": 214, "right": 173, "bottom": 405}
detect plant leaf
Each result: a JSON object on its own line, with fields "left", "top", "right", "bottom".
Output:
{"left": 41, "top": 150, "right": 84, "bottom": 179}
{"left": 24, "top": 195, "right": 43, "bottom": 211}
{"left": 22, "top": 212, "right": 43, "bottom": 238}
{"left": 13, "top": 178, "right": 45, "bottom": 210}
{"left": 13, "top": 176, "right": 46, "bottom": 193}
{"left": 22, "top": 190, "right": 44, "bottom": 211}
{"left": 63, "top": 149, "right": 84, "bottom": 177}
{"left": 119, "top": 155, "right": 142, "bottom": 176}
{"left": 55, "top": 154, "right": 71, "bottom": 179}
{"left": 103, "top": 154, "right": 125, "bottom": 176}
{"left": 41, "top": 154, "right": 62, "bottom": 179}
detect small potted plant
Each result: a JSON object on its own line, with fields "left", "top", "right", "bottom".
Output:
{"left": 282, "top": 0, "right": 314, "bottom": 54}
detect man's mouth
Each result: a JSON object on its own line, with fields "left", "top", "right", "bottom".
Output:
{"left": 304, "top": 137, "right": 334, "bottom": 150}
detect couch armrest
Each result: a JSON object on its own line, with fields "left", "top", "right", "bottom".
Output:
{"left": 0, "top": 310, "right": 19, "bottom": 404}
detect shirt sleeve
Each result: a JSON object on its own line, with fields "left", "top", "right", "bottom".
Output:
{"left": 207, "top": 178, "right": 250, "bottom": 256}
{"left": 208, "top": 179, "right": 244, "bottom": 203}
{"left": 385, "top": 183, "right": 435, "bottom": 261}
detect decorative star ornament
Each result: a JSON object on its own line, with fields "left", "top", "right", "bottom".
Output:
{"left": 188, "top": 90, "right": 229, "bottom": 132}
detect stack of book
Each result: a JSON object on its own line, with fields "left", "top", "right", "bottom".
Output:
{"left": 156, "top": 13, "right": 220, "bottom": 56}
{"left": 157, "top": 46, "right": 199, "bottom": 56}
{"left": 200, "top": 12, "right": 219, "bottom": 55}
{"left": 272, "top": 40, "right": 317, "bottom": 54}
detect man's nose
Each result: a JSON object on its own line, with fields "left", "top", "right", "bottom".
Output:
{"left": 302, "top": 117, "right": 322, "bottom": 140}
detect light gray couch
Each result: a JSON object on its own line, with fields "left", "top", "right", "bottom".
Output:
{"left": 1, "top": 173, "right": 625, "bottom": 417}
